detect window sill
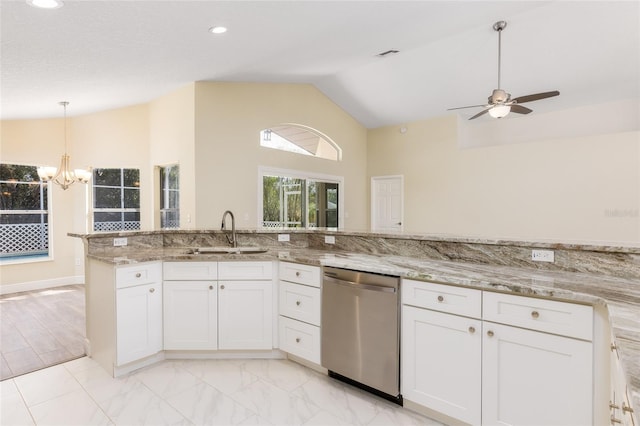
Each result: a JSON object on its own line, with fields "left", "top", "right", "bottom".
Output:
{"left": 0, "top": 255, "right": 53, "bottom": 266}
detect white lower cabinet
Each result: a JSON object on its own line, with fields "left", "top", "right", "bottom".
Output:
{"left": 116, "top": 280, "right": 163, "bottom": 365}
{"left": 482, "top": 321, "right": 593, "bottom": 426}
{"left": 163, "top": 281, "right": 217, "bottom": 350}
{"left": 218, "top": 280, "right": 273, "bottom": 349}
{"left": 402, "top": 305, "right": 482, "bottom": 425}
{"left": 402, "top": 279, "right": 594, "bottom": 426}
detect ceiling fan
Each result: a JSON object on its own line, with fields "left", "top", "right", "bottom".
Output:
{"left": 449, "top": 21, "right": 560, "bottom": 120}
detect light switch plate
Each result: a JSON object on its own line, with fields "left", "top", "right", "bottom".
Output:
{"left": 113, "top": 237, "right": 128, "bottom": 247}
{"left": 531, "top": 249, "right": 554, "bottom": 262}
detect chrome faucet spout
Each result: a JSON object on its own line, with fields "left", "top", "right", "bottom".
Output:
{"left": 221, "top": 210, "right": 237, "bottom": 248}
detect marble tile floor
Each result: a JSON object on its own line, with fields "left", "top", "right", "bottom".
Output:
{"left": 0, "top": 356, "right": 444, "bottom": 425}
{"left": 0, "top": 285, "right": 86, "bottom": 380}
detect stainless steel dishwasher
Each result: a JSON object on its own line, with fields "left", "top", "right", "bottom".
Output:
{"left": 321, "top": 266, "right": 402, "bottom": 404}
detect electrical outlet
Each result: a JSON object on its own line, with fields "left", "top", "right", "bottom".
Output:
{"left": 113, "top": 237, "right": 128, "bottom": 247}
{"left": 278, "top": 234, "right": 290, "bottom": 242}
{"left": 325, "top": 235, "right": 336, "bottom": 244}
{"left": 531, "top": 249, "right": 554, "bottom": 263}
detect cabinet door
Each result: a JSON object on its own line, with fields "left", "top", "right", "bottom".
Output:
{"left": 402, "top": 305, "right": 481, "bottom": 425}
{"left": 116, "top": 283, "right": 162, "bottom": 365}
{"left": 482, "top": 322, "right": 593, "bottom": 426}
{"left": 218, "top": 281, "right": 273, "bottom": 350}
{"left": 163, "top": 281, "right": 217, "bottom": 350}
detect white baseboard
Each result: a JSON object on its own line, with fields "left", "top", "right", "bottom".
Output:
{"left": 0, "top": 275, "right": 84, "bottom": 295}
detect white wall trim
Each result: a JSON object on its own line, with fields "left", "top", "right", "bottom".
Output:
{"left": 0, "top": 275, "right": 84, "bottom": 295}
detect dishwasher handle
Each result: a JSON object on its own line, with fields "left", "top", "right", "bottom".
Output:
{"left": 324, "top": 275, "right": 397, "bottom": 293}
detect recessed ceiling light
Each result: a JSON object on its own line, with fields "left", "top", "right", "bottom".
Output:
{"left": 209, "top": 26, "right": 228, "bottom": 34}
{"left": 26, "top": 0, "right": 64, "bottom": 9}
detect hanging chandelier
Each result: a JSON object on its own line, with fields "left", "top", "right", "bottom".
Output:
{"left": 37, "top": 101, "right": 91, "bottom": 190}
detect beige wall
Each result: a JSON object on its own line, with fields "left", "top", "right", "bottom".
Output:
{"left": 149, "top": 83, "right": 197, "bottom": 229}
{"left": 193, "top": 82, "right": 368, "bottom": 230}
{"left": 367, "top": 115, "right": 640, "bottom": 243}
{"left": 0, "top": 104, "right": 150, "bottom": 289}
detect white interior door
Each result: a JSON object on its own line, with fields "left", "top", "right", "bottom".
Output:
{"left": 371, "top": 175, "right": 404, "bottom": 231}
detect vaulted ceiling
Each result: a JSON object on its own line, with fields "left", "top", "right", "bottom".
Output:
{"left": 1, "top": 1, "right": 638, "bottom": 128}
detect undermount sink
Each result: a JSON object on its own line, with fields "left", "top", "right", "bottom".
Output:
{"left": 191, "top": 246, "right": 269, "bottom": 255}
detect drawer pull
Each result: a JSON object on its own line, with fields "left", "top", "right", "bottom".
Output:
{"left": 295, "top": 337, "right": 301, "bottom": 343}
{"left": 487, "top": 330, "right": 494, "bottom": 337}
{"left": 611, "top": 415, "right": 622, "bottom": 424}
{"left": 209, "top": 285, "right": 213, "bottom": 290}
{"left": 622, "top": 402, "right": 634, "bottom": 414}
{"left": 149, "top": 288, "right": 155, "bottom": 293}
{"left": 611, "top": 343, "right": 618, "bottom": 352}
{"left": 296, "top": 300, "right": 301, "bottom": 306}
{"left": 468, "top": 326, "right": 476, "bottom": 334}
{"left": 531, "top": 310, "right": 540, "bottom": 319}
{"left": 220, "top": 285, "right": 225, "bottom": 290}
{"left": 135, "top": 273, "right": 142, "bottom": 278}
{"left": 295, "top": 271, "right": 301, "bottom": 277}
{"left": 437, "top": 295, "right": 444, "bottom": 302}
{"left": 610, "top": 401, "right": 620, "bottom": 410}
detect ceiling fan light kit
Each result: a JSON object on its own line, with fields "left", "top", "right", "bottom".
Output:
{"left": 449, "top": 20, "right": 560, "bottom": 120}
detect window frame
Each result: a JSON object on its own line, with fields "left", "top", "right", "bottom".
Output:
{"left": 159, "top": 164, "right": 180, "bottom": 229}
{"left": 90, "top": 167, "right": 141, "bottom": 232}
{"left": 257, "top": 166, "right": 344, "bottom": 229}
{"left": 0, "top": 163, "right": 53, "bottom": 264}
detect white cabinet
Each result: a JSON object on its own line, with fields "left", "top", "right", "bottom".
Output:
{"left": 402, "top": 279, "right": 595, "bottom": 426}
{"left": 218, "top": 280, "right": 273, "bottom": 349}
{"left": 163, "top": 281, "right": 217, "bottom": 350}
{"left": 116, "top": 263, "right": 163, "bottom": 366}
{"left": 163, "top": 262, "right": 217, "bottom": 350}
{"left": 482, "top": 293, "right": 593, "bottom": 426}
{"left": 402, "top": 279, "right": 482, "bottom": 424}
{"left": 610, "top": 338, "right": 637, "bottom": 426}
{"left": 218, "top": 261, "right": 274, "bottom": 350}
{"left": 278, "top": 262, "right": 322, "bottom": 364}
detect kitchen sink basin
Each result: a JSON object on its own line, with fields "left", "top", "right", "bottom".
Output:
{"left": 191, "top": 246, "right": 269, "bottom": 255}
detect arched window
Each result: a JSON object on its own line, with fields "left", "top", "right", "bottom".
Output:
{"left": 260, "top": 124, "right": 341, "bottom": 161}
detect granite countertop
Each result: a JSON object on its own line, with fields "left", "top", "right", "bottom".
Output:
{"left": 86, "top": 247, "right": 640, "bottom": 413}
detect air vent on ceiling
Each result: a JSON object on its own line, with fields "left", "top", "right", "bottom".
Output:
{"left": 376, "top": 49, "right": 399, "bottom": 57}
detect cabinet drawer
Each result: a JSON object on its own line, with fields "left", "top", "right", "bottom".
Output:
{"left": 218, "top": 261, "right": 273, "bottom": 280}
{"left": 402, "top": 279, "right": 482, "bottom": 318}
{"left": 163, "top": 262, "right": 217, "bottom": 280}
{"left": 279, "top": 316, "right": 321, "bottom": 364}
{"left": 279, "top": 281, "right": 321, "bottom": 326}
{"left": 483, "top": 292, "right": 593, "bottom": 340}
{"left": 278, "top": 262, "right": 321, "bottom": 287}
{"left": 116, "top": 262, "right": 162, "bottom": 289}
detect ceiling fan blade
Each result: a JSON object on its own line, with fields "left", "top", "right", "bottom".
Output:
{"left": 469, "top": 107, "right": 491, "bottom": 120}
{"left": 512, "top": 90, "right": 560, "bottom": 104}
{"left": 510, "top": 104, "right": 533, "bottom": 114}
{"left": 447, "top": 104, "right": 486, "bottom": 111}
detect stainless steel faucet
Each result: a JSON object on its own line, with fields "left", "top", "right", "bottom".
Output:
{"left": 221, "top": 210, "right": 237, "bottom": 247}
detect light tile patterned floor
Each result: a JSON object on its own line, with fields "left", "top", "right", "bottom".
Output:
{"left": 0, "top": 285, "right": 86, "bottom": 380}
{"left": 0, "top": 357, "right": 444, "bottom": 425}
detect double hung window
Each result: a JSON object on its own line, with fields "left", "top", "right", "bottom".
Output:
{"left": 92, "top": 168, "right": 140, "bottom": 232}
{"left": 159, "top": 165, "right": 179, "bottom": 229}
{"left": 0, "top": 164, "right": 50, "bottom": 260}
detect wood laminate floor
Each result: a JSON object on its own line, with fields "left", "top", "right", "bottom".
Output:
{"left": 0, "top": 285, "right": 86, "bottom": 380}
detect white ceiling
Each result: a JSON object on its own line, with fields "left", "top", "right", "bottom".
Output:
{"left": 1, "top": 0, "right": 639, "bottom": 128}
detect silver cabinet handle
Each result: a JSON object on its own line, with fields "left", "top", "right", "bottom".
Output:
{"left": 149, "top": 288, "right": 155, "bottom": 293}
{"left": 487, "top": 330, "right": 494, "bottom": 337}
{"left": 220, "top": 284, "right": 225, "bottom": 290}
{"left": 296, "top": 301, "right": 301, "bottom": 306}
{"left": 622, "top": 402, "right": 634, "bottom": 414}
{"left": 531, "top": 310, "right": 540, "bottom": 319}
{"left": 468, "top": 326, "right": 476, "bottom": 334}
{"left": 295, "top": 338, "right": 301, "bottom": 343}
{"left": 611, "top": 415, "right": 622, "bottom": 424}
{"left": 135, "top": 273, "right": 142, "bottom": 278}
{"left": 209, "top": 285, "right": 213, "bottom": 290}
{"left": 437, "top": 295, "right": 444, "bottom": 302}
{"left": 610, "top": 402, "right": 621, "bottom": 410}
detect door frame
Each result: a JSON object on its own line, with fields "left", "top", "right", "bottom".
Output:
{"left": 371, "top": 175, "right": 404, "bottom": 231}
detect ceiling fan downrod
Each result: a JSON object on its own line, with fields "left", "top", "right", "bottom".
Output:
{"left": 493, "top": 20, "right": 507, "bottom": 91}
